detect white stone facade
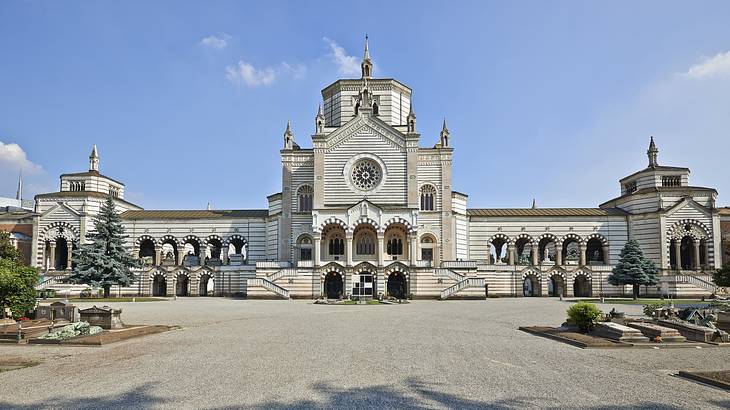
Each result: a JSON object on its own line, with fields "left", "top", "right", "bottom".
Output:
{"left": 33, "top": 41, "right": 724, "bottom": 299}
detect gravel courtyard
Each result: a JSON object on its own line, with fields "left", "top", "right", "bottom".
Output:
{"left": 1, "top": 298, "right": 728, "bottom": 409}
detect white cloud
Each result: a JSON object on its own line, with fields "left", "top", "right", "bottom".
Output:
{"left": 0, "top": 141, "right": 42, "bottom": 175}
{"left": 323, "top": 37, "right": 360, "bottom": 76}
{"left": 200, "top": 34, "right": 231, "bottom": 50}
{"left": 684, "top": 50, "right": 730, "bottom": 79}
{"left": 225, "top": 61, "right": 276, "bottom": 87}
{"left": 0, "top": 141, "right": 46, "bottom": 198}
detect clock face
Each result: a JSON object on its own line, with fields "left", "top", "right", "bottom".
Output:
{"left": 351, "top": 159, "right": 382, "bottom": 191}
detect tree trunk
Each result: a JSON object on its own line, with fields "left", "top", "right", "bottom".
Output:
{"left": 632, "top": 284, "right": 640, "bottom": 300}
{"left": 103, "top": 285, "right": 111, "bottom": 299}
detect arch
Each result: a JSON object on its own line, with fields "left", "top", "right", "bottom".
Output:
{"left": 384, "top": 264, "right": 410, "bottom": 279}
{"left": 138, "top": 238, "right": 156, "bottom": 266}
{"left": 159, "top": 234, "right": 180, "bottom": 247}
{"left": 296, "top": 233, "right": 313, "bottom": 261}
{"left": 353, "top": 224, "right": 377, "bottom": 259}
{"left": 522, "top": 272, "right": 540, "bottom": 297}
{"left": 561, "top": 233, "right": 582, "bottom": 264}
{"left": 352, "top": 216, "right": 380, "bottom": 232}
{"left": 513, "top": 234, "right": 535, "bottom": 265}
{"left": 547, "top": 270, "right": 567, "bottom": 297}
{"left": 151, "top": 273, "right": 167, "bottom": 297}
{"left": 135, "top": 234, "right": 157, "bottom": 247}
{"left": 585, "top": 236, "right": 607, "bottom": 264}
{"left": 667, "top": 219, "right": 711, "bottom": 240}
{"left": 537, "top": 234, "right": 559, "bottom": 264}
{"left": 582, "top": 233, "right": 608, "bottom": 246}
{"left": 317, "top": 217, "right": 348, "bottom": 234}
{"left": 223, "top": 234, "right": 248, "bottom": 247}
{"left": 322, "top": 223, "right": 346, "bottom": 261}
{"left": 489, "top": 233, "right": 511, "bottom": 264}
{"left": 198, "top": 271, "right": 214, "bottom": 296}
{"left": 383, "top": 216, "right": 415, "bottom": 234}
{"left": 42, "top": 221, "right": 79, "bottom": 242}
{"left": 175, "top": 272, "right": 189, "bottom": 297}
{"left": 573, "top": 271, "right": 592, "bottom": 297}
{"left": 420, "top": 233, "right": 437, "bottom": 262}
{"left": 419, "top": 184, "right": 437, "bottom": 211}
{"left": 386, "top": 271, "right": 408, "bottom": 299}
{"left": 296, "top": 184, "right": 314, "bottom": 212}
{"left": 225, "top": 234, "right": 248, "bottom": 258}
{"left": 206, "top": 235, "right": 224, "bottom": 260}
{"left": 323, "top": 271, "right": 344, "bottom": 299}
{"left": 319, "top": 263, "right": 345, "bottom": 279}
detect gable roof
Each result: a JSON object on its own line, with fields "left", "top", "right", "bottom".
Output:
{"left": 121, "top": 209, "right": 269, "bottom": 220}
{"left": 467, "top": 208, "right": 627, "bottom": 217}
{"left": 60, "top": 170, "right": 125, "bottom": 186}
{"left": 35, "top": 191, "right": 141, "bottom": 209}
{"left": 619, "top": 165, "right": 690, "bottom": 183}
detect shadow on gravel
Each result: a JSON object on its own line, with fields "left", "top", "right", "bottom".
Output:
{"left": 1, "top": 379, "right": 726, "bottom": 409}
{"left": 0, "top": 385, "right": 167, "bottom": 409}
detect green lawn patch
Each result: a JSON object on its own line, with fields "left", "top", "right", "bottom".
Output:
{"left": 574, "top": 298, "right": 710, "bottom": 306}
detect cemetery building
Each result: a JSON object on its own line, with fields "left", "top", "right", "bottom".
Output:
{"left": 31, "top": 39, "right": 726, "bottom": 299}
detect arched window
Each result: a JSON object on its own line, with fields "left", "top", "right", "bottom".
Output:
{"left": 356, "top": 232, "right": 375, "bottom": 255}
{"left": 372, "top": 102, "right": 379, "bottom": 115}
{"left": 354, "top": 102, "right": 360, "bottom": 115}
{"left": 420, "top": 185, "right": 436, "bottom": 211}
{"left": 297, "top": 235, "right": 313, "bottom": 261}
{"left": 328, "top": 236, "right": 344, "bottom": 256}
{"left": 297, "top": 185, "right": 313, "bottom": 212}
{"left": 386, "top": 238, "right": 403, "bottom": 255}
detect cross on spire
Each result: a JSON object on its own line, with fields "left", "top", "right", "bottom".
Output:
{"left": 361, "top": 34, "right": 373, "bottom": 79}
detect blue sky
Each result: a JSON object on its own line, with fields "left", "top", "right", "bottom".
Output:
{"left": 1, "top": 1, "right": 729, "bottom": 210}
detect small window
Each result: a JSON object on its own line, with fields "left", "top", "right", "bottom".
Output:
{"left": 420, "top": 185, "right": 436, "bottom": 211}
{"left": 624, "top": 181, "right": 637, "bottom": 194}
{"left": 297, "top": 185, "right": 313, "bottom": 212}
{"left": 328, "top": 237, "right": 344, "bottom": 256}
{"left": 109, "top": 186, "right": 120, "bottom": 198}
{"left": 662, "top": 175, "right": 681, "bottom": 187}
{"left": 372, "top": 102, "right": 379, "bottom": 115}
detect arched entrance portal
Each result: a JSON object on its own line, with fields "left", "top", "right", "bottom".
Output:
{"left": 387, "top": 272, "right": 408, "bottom": 299}
{"left": 324, "top": 272, "right": 343, "bottom": 299}
{"left": 176, "top": 274, "right": 189, "bottom": 297}
{"left": 574, "top": 275, "right": 592, "bottom": 297}
{"left": 152, "top": 275, "right": 167, "bottom": 297}
{"left": 548, "top": 275, "right": 565, "bottom": 297}
{"left": 523, "top": 274, "right": 540, "bottom": 297}
{"left": 199, "top": 274, "right": 214, "bottom": 296}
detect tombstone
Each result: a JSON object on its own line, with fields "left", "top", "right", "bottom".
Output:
{"left": 591, "top": 322, "right": 649, "bottom": 343}
{"left": 35, "top": 301, "right": 78, "bottom": 323}
{"left": 627, "top": 322, "right": 686, "bottom": 343}
{"left": 228, "top": 254, "right": 244, "bottom": 266}
{"left": 658, "top": 319, "right": 729, "bottom": 343}
{"left": 78, "top": 305, "right": 124, "bottom": 329}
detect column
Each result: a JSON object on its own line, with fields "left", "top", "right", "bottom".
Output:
{"left": 66, "top": 246, "right": 73, "bottom": 270}
{"left": 555, "top": 244, "right": 562, "bottom": 266}
{"left": 693, "top": 240, "right": 701, "bottom": 270}
{"left": 602, "top": 245, "right": 610, "bottom": 265}
{"left": 410, "top": 236, "right": 418, "bottom": 266}
{"left": 177, "top": 249, "right": 186, "bottom": 266}
{"left": 378, "top": 235, "right": 385, "bottom": 266}
{"left": 313, "top": 237, "right": 321, "bottom": 267}
{"left": 49, "top": 243, "right": 56, "bottom": 270}
{"left": 200, "top": 244, "right": 207, "bottom": 266}
{"left": 221, "top": 246, "right": 229, "bottom": 265}
{"left": 155, "top": 249, "right": 162, "bottom": 266}
{"left": 579, "top": 243, "right": 587, "bottom": 266}
{"left": 531, "top": 245, "right": 538, "bottom": 266}
{"left": 704, "top": 242, "right": 710, "bottom": 270}
{"left": 507, "top": 245, "right": 514, "bottom": 265}
{"left": 674, "top": 240, "right": 682, "bottom": 270}
{"left": 346, "top": 234, "right": 353, "bottom": 266}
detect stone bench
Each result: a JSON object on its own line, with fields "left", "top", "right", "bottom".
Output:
{"left": 657, "top": 319, "right": 727, "bottom": 343}
{"left": 591, "top": 322, "right": 649, "bottom": 343}
{"left": 627, "top": 322, "right": 686, "bottom": 343}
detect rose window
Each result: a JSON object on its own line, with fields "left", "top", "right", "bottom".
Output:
{"left": 351, "top": 160, "right": 382, "bottom": 191}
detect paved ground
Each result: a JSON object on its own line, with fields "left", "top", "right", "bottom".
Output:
{"left": 1, "top": 298, "right": 729, "bottom": 409}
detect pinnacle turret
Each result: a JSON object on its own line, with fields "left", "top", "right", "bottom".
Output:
{"left": 361, "top": 35, "right": 373, "bottom": 79}
{"left": 440, "top": 118, "right": 450, "bottom": 147}
{"left": 89, "top": 144, "right": 99, "bottom": 172}
{"left": 647, "top": 136, "right": 659, "bottom": 167}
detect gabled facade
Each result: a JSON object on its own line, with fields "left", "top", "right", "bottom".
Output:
{"left": 31, "top": 38, "right": 724, "bottom": 299}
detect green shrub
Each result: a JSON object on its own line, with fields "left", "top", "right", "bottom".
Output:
{"left": 643, "top": 301, "right": 668, "bottom": 317}
{"left": 567, "top": 302, "right": 602, "bottom": 332}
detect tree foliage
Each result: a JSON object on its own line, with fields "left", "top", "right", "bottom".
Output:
{"left": 0, "top": 259, "right": 38, "bottom": 319}
{"left": 608, "top": 239, "right": 659, "bottom": 299}
{"left": 712, "top": 263, "right": 730, "bottom": 288}
{"left": 0, "top": 230, "right": 22, "bottom": 263}
{"left": 68, "top": 195, "right": 139, "bottom": 298}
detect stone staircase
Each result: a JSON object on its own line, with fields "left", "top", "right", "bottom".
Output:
{"left": 434, "top": 268, "right": 465, "bottom": 282}
{"left": 440, "top": 277, "right": 485, "bottom": 300}
{"left": 266, "top": 268, "right": 298, "bottom": 282}
{"left": 247, "top": 278, "right": 290, "bottom": 299}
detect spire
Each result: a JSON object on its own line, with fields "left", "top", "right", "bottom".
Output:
{"left": 283, "top": 120, "right": 298, "bottom": 150}
{"left": 647, "top": 136, "right": 659, "bottom": 167}
{"left": 315, "top": 104, "right": 325, "bottom": 134}
{"left": 89, "top": 144, "right": 99, "bottom": 172}
{"left": 361, "top": 34, "right": 373, "bottom": 79}
{"left": 207, "top": 202, "right": 212, "bottom": 210}
{"left": 16, "top": 170, "right": 22, "bottom": 201}
{"left": 531, "top": 198, "right": 537, "bottom": 209}
{"left": 407, "top": 104, "right": 417, "bottom": 133}
{"left": 440, "top": 117, "right": 450, "bottom": 147}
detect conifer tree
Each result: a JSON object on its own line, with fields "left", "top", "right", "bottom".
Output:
{"left": 608, "top": 239, "right": 659, "bottom": 299}
{"left": 68, "top": 195, "right": 139, "bottom": 298}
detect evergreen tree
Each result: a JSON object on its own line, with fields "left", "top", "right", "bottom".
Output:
{"left": 68, "top": 195, "right": 139, "bottom": 298}
{"left": 608, "top": 239, "right": 659, "bottom": 299}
